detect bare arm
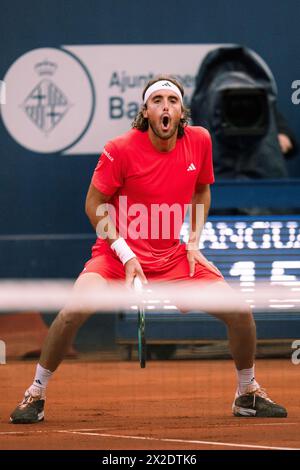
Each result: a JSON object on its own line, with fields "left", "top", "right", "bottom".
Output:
{"left": 186, "top": 184, "right": 221, "bottom": 277}
{"left": 187, "top": 184, "right": 211, "bottom": 249}
{"left": 85, "top": 183, "right": 147, "bottom": 285}
{"left": 85, "top": 183, "right": 118, "bottom": 247}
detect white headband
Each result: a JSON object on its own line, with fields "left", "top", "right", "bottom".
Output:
{"left": 143, "top": 80, "right": 183, "bottom": 104}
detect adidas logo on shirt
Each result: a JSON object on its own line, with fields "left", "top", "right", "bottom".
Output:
{"left": 187, "top": 163, "right": 196, "bottom": 171}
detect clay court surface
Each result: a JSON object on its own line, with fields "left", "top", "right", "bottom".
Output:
{"left": 0, "top": 358, "right": 299, "bottom": 450}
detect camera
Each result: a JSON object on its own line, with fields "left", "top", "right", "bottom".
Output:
{"left": 191, "top": 46, "right": 287, "bottom": 179}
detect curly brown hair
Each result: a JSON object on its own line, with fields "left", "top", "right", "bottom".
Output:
{"left": 132, "top": 75, "right": 190, "bottom": 138}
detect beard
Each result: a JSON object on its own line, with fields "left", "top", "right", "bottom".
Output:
{"left": 149, "top": 117, "right": 180, "bottom": 140}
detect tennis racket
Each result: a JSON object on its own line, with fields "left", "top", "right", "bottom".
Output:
{"left": 133, "top": 277, "right": 146, "bottom": 368}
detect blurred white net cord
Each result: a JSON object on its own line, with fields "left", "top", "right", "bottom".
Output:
{"left": 0, "top": 280, "right": 299, "bottom": 313}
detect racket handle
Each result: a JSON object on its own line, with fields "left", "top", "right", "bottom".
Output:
{"left": 133, "top": 276, "right": 143, "bottom": 292}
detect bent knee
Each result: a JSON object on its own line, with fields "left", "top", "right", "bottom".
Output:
{"left": 217, "top": 304, "right": 255, "bottom": 328}
{"left": 57, "top": 308, "right": 92, "bottom": 328}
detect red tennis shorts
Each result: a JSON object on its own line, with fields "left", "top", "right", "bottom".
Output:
{"left": 81, "top": 243, "right": 223, "bottom": 284}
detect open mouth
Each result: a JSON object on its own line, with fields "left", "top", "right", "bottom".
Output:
{"left": 162, "top": 115, "right": 170, "bottom": 130}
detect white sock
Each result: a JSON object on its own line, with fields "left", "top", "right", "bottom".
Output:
{"left": 236, "top": 365, "right": 259, "bottom": 395}
{"left": 30, "top": 363, "right": 52, "bottom": 393}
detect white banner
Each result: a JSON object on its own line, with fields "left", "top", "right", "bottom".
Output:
{"left": 1, "top": 44, "right": 220, "bottom": 155}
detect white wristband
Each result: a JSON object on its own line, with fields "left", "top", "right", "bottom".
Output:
{"left": 111, "top": 238, "right": 136, "bottom": 265}
{"left": 186, "top": 242, "right": 199, "bottom": 251}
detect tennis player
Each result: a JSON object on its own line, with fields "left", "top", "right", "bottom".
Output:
{"left": 10, "top": 75, "right": 287, "bottom": 423}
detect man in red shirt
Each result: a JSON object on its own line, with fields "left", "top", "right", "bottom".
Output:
{"left": 10, "top": 76, "right": 287, "bottom": 424}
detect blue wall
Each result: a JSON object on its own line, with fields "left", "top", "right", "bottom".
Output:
{"left": 1, "top": 0, "right": 300, "bottom": 277}
{"left": 1, "top": 0, "right": 299, "bottom": 144}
